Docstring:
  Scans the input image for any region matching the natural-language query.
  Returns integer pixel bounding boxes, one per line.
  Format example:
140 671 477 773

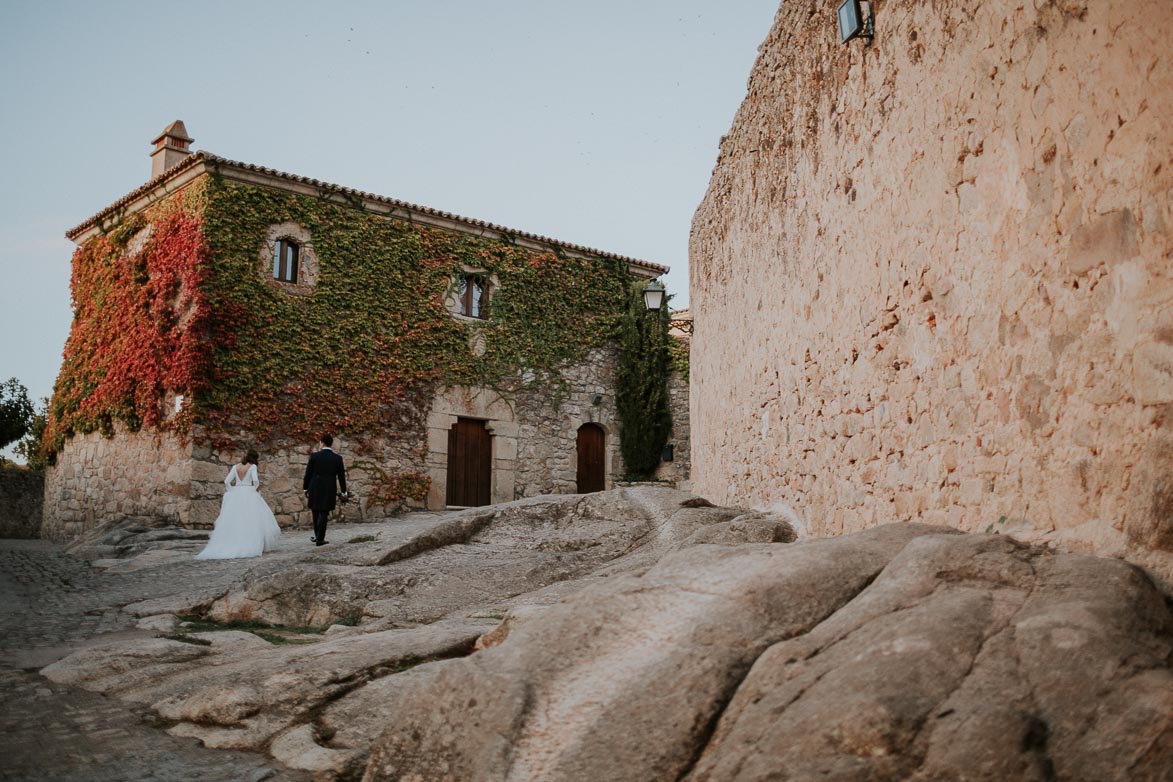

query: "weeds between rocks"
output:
158 633 213 646
167 614 364 646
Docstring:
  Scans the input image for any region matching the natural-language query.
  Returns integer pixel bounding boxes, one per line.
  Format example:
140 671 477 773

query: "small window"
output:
458 274 488 319
273 238 300 283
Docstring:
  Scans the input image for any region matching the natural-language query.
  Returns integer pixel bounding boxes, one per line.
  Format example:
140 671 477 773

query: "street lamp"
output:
641 279 693 336
642 279 666 312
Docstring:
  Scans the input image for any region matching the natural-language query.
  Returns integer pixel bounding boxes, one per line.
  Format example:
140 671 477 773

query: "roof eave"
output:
65 153 669 277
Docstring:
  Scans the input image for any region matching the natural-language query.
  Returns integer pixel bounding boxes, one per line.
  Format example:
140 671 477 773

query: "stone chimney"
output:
149 120 194 179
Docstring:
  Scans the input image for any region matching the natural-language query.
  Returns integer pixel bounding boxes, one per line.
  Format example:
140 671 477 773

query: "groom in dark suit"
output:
304 434 347 546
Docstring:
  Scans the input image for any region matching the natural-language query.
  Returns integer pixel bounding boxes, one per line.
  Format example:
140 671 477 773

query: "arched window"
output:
458 273 488 318
273 238 300 283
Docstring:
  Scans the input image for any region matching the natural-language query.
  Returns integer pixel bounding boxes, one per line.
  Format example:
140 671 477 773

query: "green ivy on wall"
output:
45 175 637 503
198 177 632 449
668 337 690 382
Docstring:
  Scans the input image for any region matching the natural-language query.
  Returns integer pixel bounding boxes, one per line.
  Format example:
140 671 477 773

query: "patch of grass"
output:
470 613 505 621
177 614 335 636
389 655 425 674
158 633 213 646
348 534 378 544
984 515 1010 534
178 616 278 633
253 631 319 646
333 614 362 627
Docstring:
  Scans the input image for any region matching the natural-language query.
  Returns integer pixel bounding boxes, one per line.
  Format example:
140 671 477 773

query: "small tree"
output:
615 284 672 478
0 378 34 451
14 397 49 470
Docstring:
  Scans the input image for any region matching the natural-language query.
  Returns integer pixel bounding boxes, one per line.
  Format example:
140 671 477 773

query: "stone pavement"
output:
0 516 451 782
0 539 302 781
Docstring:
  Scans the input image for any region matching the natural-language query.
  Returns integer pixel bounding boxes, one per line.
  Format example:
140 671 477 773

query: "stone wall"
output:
43 347 661 536
513 346 625 497
691 0 1172 579
0 467 44 539
423 347 628 505
41 428 192 541
656 368 692 488
191 422 428 529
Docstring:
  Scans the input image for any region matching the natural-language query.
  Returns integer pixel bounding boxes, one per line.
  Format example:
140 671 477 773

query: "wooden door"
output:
576 424 606 493
446 418 492 507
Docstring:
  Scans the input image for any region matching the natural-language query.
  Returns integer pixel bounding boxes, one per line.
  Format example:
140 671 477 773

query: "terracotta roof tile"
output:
66 152 669 275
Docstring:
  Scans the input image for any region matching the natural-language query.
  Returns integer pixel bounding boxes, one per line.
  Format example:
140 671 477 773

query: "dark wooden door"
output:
447 418 492 507
577 424 606 493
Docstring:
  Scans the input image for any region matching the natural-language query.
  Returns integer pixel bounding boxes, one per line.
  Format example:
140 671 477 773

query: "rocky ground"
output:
2 487 1171 781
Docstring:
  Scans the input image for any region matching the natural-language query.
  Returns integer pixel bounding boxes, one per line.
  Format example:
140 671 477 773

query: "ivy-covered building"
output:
42 121 680 538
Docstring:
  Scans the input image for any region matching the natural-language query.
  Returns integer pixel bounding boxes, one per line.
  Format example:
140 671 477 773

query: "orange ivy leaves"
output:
44 205 219 455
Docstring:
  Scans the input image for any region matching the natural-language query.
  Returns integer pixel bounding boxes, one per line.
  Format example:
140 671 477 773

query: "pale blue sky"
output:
0 0 778 420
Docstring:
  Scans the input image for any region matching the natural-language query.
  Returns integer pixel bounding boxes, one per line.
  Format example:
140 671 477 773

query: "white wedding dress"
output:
196 464 282 559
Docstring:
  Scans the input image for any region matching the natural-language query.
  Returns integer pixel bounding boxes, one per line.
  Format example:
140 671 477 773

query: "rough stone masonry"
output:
690 0 1173 582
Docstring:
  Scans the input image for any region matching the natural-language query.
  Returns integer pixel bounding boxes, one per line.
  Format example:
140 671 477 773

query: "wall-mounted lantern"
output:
642 279 694 336
642 279 666 312
837 0 874 44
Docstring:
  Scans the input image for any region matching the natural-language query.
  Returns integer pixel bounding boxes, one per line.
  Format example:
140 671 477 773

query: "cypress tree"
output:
616 284 672 478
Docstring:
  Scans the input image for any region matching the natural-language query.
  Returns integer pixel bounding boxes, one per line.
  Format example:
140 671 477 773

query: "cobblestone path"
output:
0 539 310 782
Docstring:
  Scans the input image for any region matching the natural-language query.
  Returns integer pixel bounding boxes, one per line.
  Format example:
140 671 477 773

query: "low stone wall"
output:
0 467 44 538
41 428 192 541
189 444 314 531
194 433 421 531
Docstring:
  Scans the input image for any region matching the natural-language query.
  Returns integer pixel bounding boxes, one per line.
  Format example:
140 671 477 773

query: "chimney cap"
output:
151 120 194 146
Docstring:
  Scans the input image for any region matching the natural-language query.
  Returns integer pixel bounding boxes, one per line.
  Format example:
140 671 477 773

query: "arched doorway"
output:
446 418 492 507
576 424 606 493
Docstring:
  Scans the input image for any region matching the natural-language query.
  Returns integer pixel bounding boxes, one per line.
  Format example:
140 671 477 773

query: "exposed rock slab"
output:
206 488 787 627
688 534 1173 781
66 516 209 564
34 489 1170 780
43 618 493 761
362 528 1172 782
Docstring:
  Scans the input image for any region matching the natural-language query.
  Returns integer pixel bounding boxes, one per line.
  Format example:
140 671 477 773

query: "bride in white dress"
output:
196 450 282 559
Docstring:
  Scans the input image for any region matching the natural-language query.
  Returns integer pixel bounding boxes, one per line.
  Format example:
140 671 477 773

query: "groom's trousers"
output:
312 509 330 543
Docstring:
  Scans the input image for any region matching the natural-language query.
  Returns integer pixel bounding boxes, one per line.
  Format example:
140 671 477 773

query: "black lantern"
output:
642 279 666 312
837 0 874 44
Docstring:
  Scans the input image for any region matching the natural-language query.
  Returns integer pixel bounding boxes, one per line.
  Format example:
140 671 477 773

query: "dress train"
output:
196 464 282 559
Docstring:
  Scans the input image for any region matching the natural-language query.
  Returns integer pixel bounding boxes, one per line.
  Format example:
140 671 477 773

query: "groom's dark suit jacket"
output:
304 448 347 511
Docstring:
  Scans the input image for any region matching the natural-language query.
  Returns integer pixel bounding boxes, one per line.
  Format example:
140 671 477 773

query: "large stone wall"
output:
41 428 192 541
0 467 44 539
691 0 1172 578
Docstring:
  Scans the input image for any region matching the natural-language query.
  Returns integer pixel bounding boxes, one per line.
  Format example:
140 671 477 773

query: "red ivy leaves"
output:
44 204 219 455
